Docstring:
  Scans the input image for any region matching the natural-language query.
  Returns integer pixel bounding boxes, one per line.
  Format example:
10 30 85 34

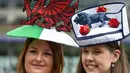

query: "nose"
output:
86 53 94 61
35 54 43 63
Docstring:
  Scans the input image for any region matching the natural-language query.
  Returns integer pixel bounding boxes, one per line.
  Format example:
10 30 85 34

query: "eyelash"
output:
93 51 102 55
82 50 101 54
44 52 52 56
94 51 101 53
30 50 37 53
29 49 52 56
82 50 88 53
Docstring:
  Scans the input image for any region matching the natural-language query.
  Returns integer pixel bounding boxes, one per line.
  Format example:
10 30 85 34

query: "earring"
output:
111 63 115 67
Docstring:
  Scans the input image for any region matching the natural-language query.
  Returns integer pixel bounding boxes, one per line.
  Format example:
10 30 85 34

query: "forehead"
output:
82 44 108 51
28 39 51 50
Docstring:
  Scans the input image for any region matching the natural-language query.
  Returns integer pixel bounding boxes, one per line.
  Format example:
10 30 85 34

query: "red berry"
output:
97 6 107 12
108 18 119 28
79 25 90 35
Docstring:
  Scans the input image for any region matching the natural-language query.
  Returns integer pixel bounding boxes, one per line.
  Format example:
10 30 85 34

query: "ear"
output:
112 50 121 63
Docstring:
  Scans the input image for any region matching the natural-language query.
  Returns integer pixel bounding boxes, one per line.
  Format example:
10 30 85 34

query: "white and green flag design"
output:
7 25 79 47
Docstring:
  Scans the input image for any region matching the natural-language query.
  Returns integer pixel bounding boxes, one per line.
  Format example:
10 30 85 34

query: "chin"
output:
28 70 44 73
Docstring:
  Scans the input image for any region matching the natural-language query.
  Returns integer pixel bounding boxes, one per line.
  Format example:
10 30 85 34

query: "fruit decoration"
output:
97 6 107 12
79 25 90 35
108 18 120 28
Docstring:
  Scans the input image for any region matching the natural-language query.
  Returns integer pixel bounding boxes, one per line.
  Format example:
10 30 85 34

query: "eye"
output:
82 49 88 54
29 49 37 54
44 52 52 56
93 51 102 55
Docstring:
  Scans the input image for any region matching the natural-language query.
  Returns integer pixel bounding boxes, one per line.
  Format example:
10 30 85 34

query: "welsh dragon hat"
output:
71 2 130 47
6 0 79 47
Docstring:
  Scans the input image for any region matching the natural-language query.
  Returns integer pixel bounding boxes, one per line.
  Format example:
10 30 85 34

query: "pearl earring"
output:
111 63 115 67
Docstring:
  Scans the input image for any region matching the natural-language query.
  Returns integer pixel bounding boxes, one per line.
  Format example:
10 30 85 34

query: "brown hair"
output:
76 41 130 73
17 38 64 73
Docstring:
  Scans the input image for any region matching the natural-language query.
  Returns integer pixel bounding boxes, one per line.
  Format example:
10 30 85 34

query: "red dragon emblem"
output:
21 0 79 32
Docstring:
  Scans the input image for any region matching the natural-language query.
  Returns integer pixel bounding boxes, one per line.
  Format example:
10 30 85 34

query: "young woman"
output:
76 41 130 73
17 38 64 73
70 2 130 73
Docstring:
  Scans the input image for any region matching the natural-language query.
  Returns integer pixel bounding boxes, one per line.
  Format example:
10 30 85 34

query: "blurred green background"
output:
0 0 130 73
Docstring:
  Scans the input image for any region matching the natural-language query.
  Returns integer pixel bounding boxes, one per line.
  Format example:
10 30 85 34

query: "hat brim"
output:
7 25 79 47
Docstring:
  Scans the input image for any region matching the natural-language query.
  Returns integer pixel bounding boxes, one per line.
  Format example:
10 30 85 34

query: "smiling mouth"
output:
87 65 97 68
86 65 98 70
32 64 44 67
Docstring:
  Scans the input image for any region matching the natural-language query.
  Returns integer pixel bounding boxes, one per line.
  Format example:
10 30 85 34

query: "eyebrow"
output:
29 46 52 51
29 47 37 50
92 47 103 52
44 49 52 52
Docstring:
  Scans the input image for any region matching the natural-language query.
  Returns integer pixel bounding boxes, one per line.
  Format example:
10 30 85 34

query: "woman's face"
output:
25 39 53 73
82 44 118 73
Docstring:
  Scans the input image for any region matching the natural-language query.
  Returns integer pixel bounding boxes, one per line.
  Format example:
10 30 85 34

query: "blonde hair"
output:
76 41 130 73
17 38 64 73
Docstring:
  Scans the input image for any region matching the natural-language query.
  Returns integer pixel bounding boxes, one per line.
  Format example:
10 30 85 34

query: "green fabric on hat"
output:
6 25 43 39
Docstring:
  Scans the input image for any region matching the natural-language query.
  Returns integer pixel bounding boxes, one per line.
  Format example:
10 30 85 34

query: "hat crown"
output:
71 2 130 47
6 0 80 47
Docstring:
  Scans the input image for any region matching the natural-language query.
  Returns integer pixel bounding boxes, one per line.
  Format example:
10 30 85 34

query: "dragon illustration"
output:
21 0 79 32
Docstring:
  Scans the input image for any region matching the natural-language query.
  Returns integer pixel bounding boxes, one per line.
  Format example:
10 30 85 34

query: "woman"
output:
70 2 130 73
17 38 64 73
76 41 130 73
6 0 79 73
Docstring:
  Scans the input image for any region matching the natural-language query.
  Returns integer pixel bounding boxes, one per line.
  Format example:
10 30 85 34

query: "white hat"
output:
71 2 130 47
7 0 79 47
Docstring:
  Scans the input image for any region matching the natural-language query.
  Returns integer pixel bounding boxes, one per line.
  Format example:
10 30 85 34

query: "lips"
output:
33 63 44 66
85 64 98 71
87 65 97 69
32 64 44 68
